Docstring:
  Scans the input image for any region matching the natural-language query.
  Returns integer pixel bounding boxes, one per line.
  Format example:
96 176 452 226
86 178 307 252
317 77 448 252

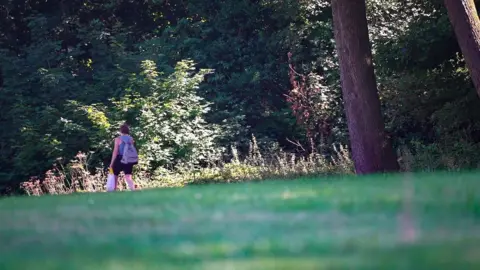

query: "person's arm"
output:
109 138 120 168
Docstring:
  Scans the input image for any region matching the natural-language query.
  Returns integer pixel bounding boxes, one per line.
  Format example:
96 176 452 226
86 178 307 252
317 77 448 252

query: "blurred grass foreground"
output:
1 171 480 269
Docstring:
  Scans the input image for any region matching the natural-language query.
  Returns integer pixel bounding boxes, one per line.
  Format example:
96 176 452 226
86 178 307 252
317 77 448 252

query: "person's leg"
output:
124 164 135 191
125 175 134 190
114 175 118 190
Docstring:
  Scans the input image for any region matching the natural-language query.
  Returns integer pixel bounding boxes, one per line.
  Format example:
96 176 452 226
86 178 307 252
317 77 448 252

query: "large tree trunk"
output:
331 0 399 174
444 0 480 97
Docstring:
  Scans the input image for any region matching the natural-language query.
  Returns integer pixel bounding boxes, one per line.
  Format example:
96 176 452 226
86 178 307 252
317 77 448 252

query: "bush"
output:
399 139 480 172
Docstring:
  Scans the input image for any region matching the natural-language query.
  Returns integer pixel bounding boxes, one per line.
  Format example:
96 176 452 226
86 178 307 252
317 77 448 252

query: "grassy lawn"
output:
1 171 480 269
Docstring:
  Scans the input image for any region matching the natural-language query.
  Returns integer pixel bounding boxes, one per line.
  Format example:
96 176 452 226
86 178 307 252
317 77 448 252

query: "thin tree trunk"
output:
331 0 399 174
444 0 480 97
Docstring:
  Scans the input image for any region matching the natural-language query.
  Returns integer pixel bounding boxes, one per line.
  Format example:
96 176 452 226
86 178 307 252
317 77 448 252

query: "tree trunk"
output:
331 0 399 174
444 0 480 97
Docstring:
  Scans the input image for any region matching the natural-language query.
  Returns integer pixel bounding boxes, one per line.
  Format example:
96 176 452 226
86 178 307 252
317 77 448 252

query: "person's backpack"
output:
121 138 139 165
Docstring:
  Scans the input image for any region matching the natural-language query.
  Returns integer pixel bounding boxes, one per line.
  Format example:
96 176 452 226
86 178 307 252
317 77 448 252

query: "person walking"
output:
108 123 137 191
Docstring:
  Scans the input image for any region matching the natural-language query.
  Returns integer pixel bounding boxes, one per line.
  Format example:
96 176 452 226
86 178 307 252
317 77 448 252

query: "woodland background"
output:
1 0 480 194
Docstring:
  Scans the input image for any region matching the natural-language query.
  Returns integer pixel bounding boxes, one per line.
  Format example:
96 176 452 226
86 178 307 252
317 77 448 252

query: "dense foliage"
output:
1 0 480 192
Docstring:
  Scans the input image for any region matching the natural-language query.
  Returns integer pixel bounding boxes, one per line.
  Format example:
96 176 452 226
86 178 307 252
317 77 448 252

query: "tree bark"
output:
444 0 480 98
331 0 399 174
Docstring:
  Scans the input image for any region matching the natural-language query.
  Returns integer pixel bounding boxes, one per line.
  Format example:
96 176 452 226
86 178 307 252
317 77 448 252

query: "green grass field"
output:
1 172 480 269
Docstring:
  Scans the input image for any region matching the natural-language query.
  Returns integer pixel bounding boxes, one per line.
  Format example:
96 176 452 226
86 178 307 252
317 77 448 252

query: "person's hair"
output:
119 123 130 135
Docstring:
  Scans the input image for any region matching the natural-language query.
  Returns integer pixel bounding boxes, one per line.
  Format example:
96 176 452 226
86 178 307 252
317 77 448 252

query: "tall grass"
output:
21 135 480 196
20 137 354 196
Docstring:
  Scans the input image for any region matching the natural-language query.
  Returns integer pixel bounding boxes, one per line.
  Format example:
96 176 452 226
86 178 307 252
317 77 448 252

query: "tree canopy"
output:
1 0 480 192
